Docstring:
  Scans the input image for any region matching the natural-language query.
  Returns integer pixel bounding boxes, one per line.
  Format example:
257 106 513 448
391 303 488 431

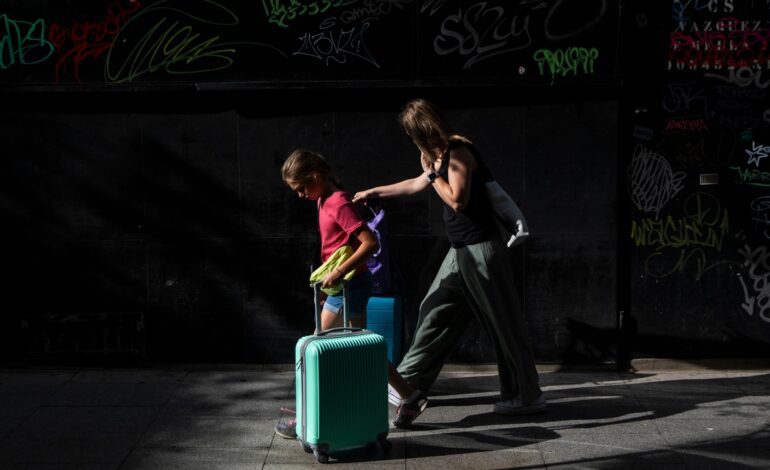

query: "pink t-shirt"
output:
317 191 367 273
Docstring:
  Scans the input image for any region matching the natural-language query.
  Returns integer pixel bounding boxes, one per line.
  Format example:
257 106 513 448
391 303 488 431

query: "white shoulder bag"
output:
485 180 530 247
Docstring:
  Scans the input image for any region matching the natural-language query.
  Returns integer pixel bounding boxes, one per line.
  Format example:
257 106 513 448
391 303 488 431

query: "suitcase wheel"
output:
298 441 312 454
375 433 392 455
379 438 392 453
313 449 329 464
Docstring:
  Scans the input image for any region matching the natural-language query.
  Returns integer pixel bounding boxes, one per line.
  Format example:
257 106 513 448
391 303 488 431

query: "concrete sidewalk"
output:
1 363 769 469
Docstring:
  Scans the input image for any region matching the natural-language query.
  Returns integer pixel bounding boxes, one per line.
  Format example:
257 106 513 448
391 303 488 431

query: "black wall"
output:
0 93 618 364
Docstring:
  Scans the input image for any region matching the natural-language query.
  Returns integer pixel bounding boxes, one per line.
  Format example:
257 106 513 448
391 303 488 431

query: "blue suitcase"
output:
295 283 391 463
366 296 403 366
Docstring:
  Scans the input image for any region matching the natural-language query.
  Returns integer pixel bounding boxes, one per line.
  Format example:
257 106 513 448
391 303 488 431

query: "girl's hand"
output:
321 267 343 289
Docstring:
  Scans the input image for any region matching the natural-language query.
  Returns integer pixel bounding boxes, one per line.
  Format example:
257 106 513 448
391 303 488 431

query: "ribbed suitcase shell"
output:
295 330 388 456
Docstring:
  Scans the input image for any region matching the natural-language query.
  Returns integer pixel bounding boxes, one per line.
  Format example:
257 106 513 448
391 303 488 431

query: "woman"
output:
353 99 545 427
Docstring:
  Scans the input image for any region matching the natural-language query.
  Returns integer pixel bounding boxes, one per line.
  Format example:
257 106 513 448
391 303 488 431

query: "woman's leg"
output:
458 240 542 404
396 249 472 393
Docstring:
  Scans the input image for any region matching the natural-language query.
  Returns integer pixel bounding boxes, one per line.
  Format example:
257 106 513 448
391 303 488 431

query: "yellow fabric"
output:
309 245 356 295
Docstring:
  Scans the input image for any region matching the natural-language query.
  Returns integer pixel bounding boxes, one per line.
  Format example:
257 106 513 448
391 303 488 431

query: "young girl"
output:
275 149 425 439
282 148 376 332
353 99 545 425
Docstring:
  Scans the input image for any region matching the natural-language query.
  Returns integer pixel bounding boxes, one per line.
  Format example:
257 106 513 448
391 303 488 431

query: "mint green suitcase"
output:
294 283 390 463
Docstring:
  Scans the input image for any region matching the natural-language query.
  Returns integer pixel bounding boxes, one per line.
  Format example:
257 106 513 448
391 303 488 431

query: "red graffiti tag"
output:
668 18 770 70
48 0 143 82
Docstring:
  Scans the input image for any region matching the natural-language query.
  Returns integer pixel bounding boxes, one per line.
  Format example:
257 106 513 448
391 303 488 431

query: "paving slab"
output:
138 416 276 448
0 371 75 396
121 447 269 470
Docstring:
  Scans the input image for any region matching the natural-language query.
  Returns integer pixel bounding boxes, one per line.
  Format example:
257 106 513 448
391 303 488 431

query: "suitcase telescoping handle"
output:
312 281 364 336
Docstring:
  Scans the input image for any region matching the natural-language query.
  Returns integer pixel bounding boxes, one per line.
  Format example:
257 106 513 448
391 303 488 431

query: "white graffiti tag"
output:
432 2 532 69
628 145 686 217
293 17 378 67
751 197 770 240
705 66 770 89
745 141 770 167
737 245 770 323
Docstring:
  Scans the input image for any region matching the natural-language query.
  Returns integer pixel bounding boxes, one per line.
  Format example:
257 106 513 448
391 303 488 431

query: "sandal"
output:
387 383 401 407
274 419 297 439
274 406 297 439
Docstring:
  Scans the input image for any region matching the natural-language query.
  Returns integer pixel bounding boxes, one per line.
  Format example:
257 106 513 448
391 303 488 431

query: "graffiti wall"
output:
625 0 770 358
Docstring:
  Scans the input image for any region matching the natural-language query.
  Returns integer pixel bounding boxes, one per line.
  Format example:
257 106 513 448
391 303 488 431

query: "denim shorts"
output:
323 270 373 318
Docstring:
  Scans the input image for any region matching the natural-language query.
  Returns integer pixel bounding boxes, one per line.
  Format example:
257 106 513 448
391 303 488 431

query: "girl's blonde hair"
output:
281 149 339 186
398 99 471 162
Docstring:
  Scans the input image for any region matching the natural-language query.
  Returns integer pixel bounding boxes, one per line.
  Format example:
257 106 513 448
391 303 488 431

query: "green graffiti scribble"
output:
0 14 54 70
643 249 740 281
631 193 730 251
632 192 741 280
729 166 770 187
262 0 358 29
105 0 285 83
532 46 598 85
631 214 728 250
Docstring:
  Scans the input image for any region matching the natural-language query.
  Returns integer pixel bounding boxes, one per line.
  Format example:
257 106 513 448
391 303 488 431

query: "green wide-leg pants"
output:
396 239 542 403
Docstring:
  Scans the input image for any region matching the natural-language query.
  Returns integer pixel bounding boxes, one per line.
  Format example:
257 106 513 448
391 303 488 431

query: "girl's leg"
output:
321 279 417 400
323 271 371 331
388 363 414 398
348 312 366 329
320 307 366 330
344 296 417 402
320 308 342 331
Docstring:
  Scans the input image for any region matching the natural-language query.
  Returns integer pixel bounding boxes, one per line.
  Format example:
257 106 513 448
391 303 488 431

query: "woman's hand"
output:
421 153 442 174
352 189 374 204
420 153 432 173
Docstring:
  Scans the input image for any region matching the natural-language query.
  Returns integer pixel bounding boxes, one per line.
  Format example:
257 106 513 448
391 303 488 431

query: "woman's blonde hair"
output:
281 149 339 186
398 99 471 162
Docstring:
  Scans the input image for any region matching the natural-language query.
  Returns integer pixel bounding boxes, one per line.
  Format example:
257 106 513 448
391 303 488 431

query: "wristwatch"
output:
426 171 439 184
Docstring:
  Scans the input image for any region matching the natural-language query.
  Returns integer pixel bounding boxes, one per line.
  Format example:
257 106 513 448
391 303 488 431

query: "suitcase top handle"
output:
316 326 365 336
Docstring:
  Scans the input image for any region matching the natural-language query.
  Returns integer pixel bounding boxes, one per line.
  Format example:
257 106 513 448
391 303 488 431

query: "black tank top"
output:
438 142 497 247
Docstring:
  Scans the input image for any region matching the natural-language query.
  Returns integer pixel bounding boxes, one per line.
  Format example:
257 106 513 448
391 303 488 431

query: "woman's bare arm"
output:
429 146 475 212
352 173 431 203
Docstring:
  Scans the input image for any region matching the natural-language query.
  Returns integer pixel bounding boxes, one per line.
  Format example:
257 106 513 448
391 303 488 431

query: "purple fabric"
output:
365 205 393 294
